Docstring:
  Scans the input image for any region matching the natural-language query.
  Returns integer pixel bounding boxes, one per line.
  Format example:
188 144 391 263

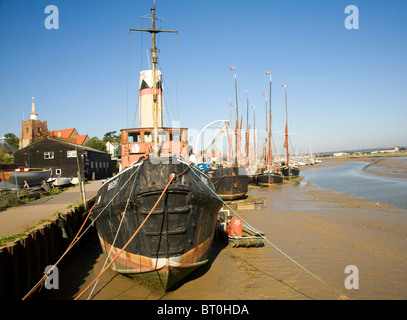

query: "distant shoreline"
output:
318 152 407 160
302 153 407 180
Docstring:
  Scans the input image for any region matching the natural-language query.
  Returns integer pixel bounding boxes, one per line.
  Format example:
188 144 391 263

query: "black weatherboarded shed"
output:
14 137 113 181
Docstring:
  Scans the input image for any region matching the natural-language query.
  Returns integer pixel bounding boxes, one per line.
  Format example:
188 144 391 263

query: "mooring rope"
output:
74 172 177 300
21 163 142 300
223 246 316 300
178 158 348 299
86 165 141 300
22 201 99 300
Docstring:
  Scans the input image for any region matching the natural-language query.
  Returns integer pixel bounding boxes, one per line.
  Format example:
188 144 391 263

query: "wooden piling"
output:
0 197 95 300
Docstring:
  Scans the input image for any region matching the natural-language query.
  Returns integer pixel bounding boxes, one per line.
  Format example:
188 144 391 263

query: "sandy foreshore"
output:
42 156 407 300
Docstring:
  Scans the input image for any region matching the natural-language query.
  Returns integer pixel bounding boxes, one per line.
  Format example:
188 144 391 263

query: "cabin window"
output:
56 169 62 175
144 132 153 143
128 132 141 143
158 130 167 142
44 152 54 159
170 131 180 142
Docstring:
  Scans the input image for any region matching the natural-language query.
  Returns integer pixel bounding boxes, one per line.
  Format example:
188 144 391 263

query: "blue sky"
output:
0 0 406 153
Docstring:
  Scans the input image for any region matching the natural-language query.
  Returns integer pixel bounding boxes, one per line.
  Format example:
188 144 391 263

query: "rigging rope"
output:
87 165 142 300
74 171 177 300
21 164 142 300
175 32 179 121
126 30 131 129
177 158 348 298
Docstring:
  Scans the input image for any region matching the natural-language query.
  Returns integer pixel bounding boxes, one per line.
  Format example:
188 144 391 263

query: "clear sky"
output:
1 0 406 153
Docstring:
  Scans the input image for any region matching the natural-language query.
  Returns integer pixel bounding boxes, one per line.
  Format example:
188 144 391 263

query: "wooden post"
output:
75 147 85 209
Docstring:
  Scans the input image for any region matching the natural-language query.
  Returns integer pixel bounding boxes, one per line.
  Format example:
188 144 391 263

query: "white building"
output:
379 147 399 154
106 141 120 160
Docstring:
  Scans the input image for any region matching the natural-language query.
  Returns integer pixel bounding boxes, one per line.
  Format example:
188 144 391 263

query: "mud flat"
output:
41 160 407 300
364 157 407 179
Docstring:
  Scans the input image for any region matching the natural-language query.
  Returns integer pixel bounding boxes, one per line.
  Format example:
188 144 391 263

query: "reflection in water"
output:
302 160 407 210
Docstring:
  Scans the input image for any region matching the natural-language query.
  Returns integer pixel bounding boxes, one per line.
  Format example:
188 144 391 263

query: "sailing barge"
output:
281 85 300 180
91 3 222 291
255 170 284 186
209 166 249 200
205 66 250 200
253 72 284 186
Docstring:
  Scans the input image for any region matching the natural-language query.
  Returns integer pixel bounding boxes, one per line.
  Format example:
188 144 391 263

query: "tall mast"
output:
262 93 268 166
244 90 249 167
151 4 159 152
267 72 272 169
130 1 177 154
233 69 239 123
265 95 268 164
230 67 239 166
251 106 256 169
283 85 289 166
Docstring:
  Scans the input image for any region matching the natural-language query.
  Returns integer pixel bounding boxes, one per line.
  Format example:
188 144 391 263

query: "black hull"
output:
255 172 284 185
91 156 223 290
281 166 300 179
209 167 249 200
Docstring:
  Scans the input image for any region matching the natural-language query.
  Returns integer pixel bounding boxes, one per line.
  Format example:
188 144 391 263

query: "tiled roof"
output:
47 128 89 145
48 128 76 139
72 135 89 145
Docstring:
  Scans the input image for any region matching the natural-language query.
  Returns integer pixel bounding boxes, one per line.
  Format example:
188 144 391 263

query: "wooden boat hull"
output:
255 172 284 185
281 166 300 180
92 156 223 291
99 234 213 289
0 169 52 190
228 234 264 248
209 167 249 200
216 223 265 248
52 177 72 187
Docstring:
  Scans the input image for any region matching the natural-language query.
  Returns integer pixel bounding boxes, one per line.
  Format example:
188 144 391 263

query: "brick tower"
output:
19 97 48 149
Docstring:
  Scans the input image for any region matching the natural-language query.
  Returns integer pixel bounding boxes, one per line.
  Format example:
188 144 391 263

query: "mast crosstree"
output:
129 1 178 153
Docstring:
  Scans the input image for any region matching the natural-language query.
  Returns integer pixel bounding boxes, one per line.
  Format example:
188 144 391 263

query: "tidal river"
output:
301 157 407 210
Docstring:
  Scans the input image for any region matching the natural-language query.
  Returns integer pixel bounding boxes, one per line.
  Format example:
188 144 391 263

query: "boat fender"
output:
226 217 242 236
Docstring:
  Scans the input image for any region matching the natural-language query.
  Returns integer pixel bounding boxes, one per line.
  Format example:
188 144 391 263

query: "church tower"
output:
19 97 48 149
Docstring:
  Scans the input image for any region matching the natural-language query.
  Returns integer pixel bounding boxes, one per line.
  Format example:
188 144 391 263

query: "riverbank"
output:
0 180 103 240
39 157 407 300
314 154 407 170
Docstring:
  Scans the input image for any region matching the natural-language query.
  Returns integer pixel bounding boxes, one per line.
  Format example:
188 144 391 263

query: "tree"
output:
85 137 107 152
0 152 13 164
103 131 121 143
4 133 19 149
